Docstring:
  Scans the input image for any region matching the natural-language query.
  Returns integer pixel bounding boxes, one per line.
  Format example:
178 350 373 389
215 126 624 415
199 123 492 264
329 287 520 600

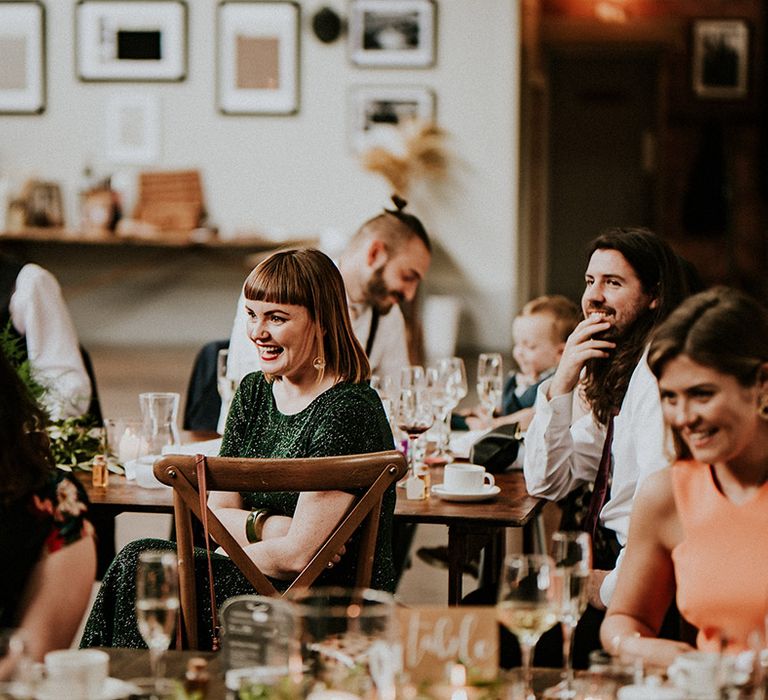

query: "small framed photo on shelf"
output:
76 0 187 82
349 0 436 68
691 18 749 99
217 1 300 116
349 85 435 153
0 1 45 114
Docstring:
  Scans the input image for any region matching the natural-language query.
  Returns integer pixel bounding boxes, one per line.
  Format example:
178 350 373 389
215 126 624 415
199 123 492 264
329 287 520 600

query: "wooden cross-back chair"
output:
153 450 407 649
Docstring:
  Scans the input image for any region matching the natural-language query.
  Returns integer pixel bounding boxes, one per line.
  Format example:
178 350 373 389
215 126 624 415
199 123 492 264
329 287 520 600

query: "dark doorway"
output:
546 49 660 302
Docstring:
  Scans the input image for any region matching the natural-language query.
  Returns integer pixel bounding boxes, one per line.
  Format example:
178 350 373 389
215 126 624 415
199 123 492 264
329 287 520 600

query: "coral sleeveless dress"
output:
671 459 768 651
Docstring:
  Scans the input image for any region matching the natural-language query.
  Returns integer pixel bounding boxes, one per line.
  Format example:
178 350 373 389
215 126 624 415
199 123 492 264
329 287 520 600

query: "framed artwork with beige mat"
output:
217 1 300 116
0 1 45 114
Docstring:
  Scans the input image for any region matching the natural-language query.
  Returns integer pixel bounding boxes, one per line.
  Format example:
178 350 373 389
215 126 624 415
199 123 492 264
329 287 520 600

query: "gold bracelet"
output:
245 508 270 543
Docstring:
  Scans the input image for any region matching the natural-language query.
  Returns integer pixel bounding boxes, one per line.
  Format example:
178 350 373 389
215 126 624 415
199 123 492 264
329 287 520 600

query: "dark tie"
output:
583 414 615 545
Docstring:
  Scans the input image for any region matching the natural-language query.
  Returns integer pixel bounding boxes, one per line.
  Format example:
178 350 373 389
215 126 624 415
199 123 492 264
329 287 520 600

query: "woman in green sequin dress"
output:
81 249 396 650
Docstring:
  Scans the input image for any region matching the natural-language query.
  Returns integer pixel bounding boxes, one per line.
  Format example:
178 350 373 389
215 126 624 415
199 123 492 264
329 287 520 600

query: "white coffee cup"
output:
442 463 495 493
44 648 109 699
667 651 721 699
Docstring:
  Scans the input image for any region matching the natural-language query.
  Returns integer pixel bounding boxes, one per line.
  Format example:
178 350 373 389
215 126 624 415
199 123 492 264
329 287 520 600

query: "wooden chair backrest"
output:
153 450 407 649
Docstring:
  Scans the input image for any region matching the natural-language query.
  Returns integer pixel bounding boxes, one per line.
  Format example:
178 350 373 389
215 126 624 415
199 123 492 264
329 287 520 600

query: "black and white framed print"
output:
691 19 749 99
349 0 436 68
76 1 187 82
349 85 435 152
0 1 45 114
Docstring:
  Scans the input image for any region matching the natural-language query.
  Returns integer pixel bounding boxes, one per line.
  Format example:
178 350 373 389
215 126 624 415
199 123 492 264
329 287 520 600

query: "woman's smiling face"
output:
659 354 761 466
245 299 317 381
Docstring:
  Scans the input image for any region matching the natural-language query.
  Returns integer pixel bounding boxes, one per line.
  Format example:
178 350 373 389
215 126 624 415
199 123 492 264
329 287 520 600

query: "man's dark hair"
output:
582 227 693 425
352 194 431 254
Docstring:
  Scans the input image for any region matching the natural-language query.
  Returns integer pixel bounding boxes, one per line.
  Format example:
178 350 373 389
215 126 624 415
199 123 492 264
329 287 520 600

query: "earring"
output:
759 395 768 420
313 357 326 371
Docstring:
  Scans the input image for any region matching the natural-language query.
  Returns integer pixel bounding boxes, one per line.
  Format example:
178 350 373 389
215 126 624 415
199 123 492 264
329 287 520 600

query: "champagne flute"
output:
477 353 503 429
136 550 179 688
543 532 592 699
396 387 434 500
497 554 559 700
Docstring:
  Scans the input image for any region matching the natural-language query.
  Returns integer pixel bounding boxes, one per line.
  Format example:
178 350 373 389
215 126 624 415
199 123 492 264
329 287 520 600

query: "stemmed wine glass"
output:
425 366 453 464
477 353 503 429
543 532 592 699
497 554 559 700
217 349 238 420
396 387 434 499
136 550 179 689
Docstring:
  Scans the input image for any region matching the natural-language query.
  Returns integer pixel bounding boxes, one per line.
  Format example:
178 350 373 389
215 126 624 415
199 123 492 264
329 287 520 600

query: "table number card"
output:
396 606 498 683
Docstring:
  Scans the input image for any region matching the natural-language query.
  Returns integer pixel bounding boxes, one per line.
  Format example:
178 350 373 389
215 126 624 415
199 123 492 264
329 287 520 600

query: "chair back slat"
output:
154 450 407 650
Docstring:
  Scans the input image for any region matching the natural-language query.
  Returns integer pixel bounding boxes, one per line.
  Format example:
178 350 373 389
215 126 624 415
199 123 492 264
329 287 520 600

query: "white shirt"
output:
9 264 91 420
221 290 410 430
523 350 672 605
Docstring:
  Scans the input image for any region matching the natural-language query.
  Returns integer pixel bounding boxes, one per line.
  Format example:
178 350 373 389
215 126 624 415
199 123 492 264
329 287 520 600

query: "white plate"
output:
431 484 500 502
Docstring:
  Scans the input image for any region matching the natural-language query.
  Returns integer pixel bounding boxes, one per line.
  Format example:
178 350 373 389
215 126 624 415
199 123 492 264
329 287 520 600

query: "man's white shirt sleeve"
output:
9 264 91 420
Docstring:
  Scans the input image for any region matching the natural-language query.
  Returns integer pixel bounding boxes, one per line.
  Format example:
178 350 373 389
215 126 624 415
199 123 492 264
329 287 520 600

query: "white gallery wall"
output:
0 0 520 352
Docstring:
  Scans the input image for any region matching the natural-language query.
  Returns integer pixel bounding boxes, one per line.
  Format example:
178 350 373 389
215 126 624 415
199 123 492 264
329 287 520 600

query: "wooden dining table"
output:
84 465 544 605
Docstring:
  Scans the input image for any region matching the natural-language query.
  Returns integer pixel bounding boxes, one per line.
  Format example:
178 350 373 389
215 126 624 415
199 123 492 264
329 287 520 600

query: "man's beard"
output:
362 268 403 315
582 307 657 424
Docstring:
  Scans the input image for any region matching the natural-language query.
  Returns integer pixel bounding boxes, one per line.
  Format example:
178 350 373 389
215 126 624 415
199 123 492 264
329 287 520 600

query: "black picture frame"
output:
76 0 188 82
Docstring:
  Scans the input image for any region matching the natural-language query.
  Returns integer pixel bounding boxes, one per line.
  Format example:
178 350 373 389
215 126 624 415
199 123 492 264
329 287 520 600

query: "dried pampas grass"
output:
361 119 449 196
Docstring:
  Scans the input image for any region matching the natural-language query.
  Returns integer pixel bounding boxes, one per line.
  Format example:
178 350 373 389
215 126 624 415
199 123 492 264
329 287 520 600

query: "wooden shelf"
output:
0 227 317 250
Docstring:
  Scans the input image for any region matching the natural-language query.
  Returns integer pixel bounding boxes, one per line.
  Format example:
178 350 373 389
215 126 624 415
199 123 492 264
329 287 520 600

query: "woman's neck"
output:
713 442 768 503
272 371 339 415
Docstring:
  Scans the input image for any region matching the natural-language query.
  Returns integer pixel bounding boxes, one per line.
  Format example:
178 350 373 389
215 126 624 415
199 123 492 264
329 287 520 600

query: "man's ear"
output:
366 239 389 268
757 362 768 392
649 296 660 310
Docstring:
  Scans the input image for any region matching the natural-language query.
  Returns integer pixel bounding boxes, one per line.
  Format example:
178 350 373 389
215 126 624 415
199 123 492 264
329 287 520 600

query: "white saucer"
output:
37 677 136 700
431 484 500 502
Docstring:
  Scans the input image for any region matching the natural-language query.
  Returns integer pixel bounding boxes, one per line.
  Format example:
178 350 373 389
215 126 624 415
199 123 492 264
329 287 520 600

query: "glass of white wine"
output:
497 554 559 700
136 550 179 689
543 531 592 699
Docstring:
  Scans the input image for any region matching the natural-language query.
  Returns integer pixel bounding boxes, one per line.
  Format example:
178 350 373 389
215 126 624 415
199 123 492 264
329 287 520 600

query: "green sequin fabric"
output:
81 372 395 650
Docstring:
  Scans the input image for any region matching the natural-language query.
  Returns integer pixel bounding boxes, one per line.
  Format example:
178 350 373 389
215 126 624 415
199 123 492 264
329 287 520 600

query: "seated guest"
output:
0 351 95 672
455 294 581 432
0 252 91 420
222 196 432 431
602 287 768 668
80 248 396 650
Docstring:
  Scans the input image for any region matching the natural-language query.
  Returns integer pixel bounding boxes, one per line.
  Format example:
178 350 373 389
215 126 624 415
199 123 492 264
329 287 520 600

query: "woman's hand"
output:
548 315 614 398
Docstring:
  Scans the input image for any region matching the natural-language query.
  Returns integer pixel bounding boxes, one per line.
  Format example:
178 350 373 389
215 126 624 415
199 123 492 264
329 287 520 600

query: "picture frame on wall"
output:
691 18 749 99
76 0 187 82
349 85 435 153
349 0 436 68
217 1 300 116
104 92 161 165
0 1 45 114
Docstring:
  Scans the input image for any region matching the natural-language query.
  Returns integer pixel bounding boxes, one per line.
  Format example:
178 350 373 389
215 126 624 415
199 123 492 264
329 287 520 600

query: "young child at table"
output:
454 294 581 432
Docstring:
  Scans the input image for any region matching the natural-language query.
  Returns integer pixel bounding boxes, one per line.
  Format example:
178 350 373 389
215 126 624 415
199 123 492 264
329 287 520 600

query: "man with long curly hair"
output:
522 228 694 664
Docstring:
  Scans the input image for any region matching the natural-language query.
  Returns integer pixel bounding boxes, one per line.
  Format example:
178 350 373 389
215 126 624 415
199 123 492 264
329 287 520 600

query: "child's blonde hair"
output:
518 295 581 343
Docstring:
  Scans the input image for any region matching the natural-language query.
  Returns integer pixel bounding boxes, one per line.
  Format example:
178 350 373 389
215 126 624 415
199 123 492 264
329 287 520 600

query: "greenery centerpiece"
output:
1 323 122 474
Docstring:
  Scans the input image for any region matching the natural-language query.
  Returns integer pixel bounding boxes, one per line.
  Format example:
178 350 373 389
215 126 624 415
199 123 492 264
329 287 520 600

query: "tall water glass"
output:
497 554 559 700
477 353 503 429
139 392 181 457
544 531 592 699
136 550 179 686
